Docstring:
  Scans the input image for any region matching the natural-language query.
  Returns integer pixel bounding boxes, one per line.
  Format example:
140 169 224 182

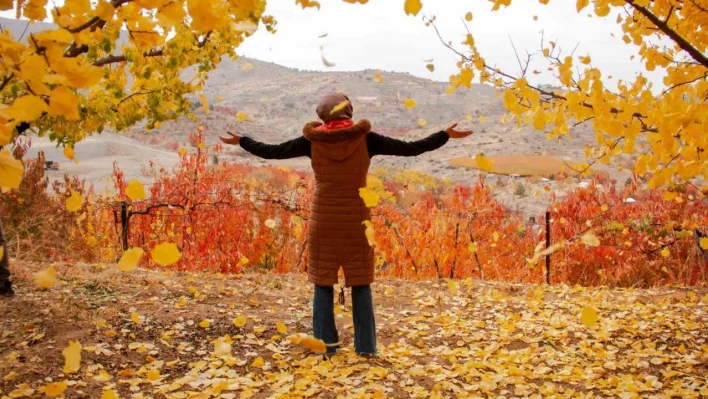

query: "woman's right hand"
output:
219 131 243 145
446 123 474 139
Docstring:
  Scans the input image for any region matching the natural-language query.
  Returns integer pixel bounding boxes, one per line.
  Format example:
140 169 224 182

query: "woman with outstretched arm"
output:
219 92 472 357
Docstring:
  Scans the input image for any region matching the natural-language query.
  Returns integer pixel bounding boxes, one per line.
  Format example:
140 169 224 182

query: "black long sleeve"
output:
239 136 311 159
366 131 449 157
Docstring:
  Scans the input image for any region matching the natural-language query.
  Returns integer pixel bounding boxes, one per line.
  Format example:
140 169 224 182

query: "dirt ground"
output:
1 262 707 399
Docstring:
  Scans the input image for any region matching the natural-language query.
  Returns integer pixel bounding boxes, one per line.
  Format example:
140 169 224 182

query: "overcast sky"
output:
1 1 663 87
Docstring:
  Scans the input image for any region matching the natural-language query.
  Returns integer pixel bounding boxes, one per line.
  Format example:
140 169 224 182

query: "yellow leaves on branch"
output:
404 0 422 16
118 248 144 272
49 86 80 120
151 242 181 266
126 180 147 200
62 341 82 374
581 232 600 247
33 265 57 289
65 190 84 212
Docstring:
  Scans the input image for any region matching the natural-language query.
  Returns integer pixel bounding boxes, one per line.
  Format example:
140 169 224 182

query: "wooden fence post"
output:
545 210 551 284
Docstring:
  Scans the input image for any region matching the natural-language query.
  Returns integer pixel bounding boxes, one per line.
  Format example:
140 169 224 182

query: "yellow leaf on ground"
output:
118 248 144 272
146 369 160 381
359 187 380 207
233 315 247 327
199 319 210 328
251 356 265 367
44 381 67 397
404 0 422 16
62 341 82 374
581 232 600 247
126 180 147 200
101 390 119 399
276 321 288 334
66 190 83 212
0 149 24 190
580 305 598 327
212 336 232 357
446 279 459 295
236 111 247 121
404 98 417 108
34 265 56 289
49 86 80 120
93 370 112 382
661 248 670 257
131 312 141 324
151 242 181 266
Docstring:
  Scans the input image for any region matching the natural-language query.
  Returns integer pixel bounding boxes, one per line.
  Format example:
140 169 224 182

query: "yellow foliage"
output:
62 341 82 374
33 265 57 289
118 248 144 272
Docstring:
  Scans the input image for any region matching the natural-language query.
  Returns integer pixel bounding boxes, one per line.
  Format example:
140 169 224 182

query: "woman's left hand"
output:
219 131 243 145
446 123 474 139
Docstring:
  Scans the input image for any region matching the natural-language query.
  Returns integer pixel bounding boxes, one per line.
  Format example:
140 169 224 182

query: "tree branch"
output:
92 48 164 66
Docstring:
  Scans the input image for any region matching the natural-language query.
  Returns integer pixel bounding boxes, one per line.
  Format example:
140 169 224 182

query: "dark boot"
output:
0 280 14 296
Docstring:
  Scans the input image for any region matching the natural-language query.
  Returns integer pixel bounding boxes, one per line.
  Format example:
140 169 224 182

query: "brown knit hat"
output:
316 92 353 123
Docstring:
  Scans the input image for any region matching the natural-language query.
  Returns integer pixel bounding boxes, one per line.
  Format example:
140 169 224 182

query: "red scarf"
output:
315 119 354 131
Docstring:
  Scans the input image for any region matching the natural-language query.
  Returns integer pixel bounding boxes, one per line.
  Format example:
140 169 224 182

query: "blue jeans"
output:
313 285 377 355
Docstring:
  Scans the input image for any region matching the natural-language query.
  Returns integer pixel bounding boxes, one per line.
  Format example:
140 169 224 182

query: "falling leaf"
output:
426 63 434 72
126 180 147 200
236 111 247 121
199 319 210 328
62 341 82 374
479 115 486 122
66 190 83 212
289 334 327 353
465 114 472 120
118 248 144 272
465 11 473 21
363 220 377 247
492 231 500 242
241 62 254 71
276 322 288 334
359 187 380 207
0 150 24 190
216 96 224 102
151 242 182 266
700 237 708 250
581 232 600 247
404 0 422 16
146 369 160 381
533 15 538 21
576 0 589 12
329 100 350 115
600 204 608 212
373 72 383 83
580 305 598 327
320 46 335 67
265 219 276 229
318 33 328 38
43 381 68 397
446 279 459 295
240 256 249 265
63 146 75 160
418 119 426 127
198 94 209 114
661 248 670 257
404 98 417 108
212 336 232 357
475 154 494 172
233 316 247 327
34 265 57 289
384 286 393 296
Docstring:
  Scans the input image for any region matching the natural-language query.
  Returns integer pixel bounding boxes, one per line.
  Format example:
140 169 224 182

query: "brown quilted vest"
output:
303 119 374 287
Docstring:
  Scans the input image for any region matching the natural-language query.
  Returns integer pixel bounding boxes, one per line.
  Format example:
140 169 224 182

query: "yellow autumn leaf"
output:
465 11 473 21
62 341 82 374
465 114 472 120
240 256 249 265
49 86 80 120
404 98 417 108
178 147 187 156
418 119 426 127
233 315 247 327
125 180 147 201
0 149 24 190
63 146 75 160
359 187 380 207
131 312 141 324
404 0 422 16
700 237 708 250
0 247 3 261
662 191 676 201
33 265 57 289
66 190 83 212
151 242 181 266
479 115 486 122
661 248 670 257
329 100 350 115
600 204 608 212
446 279 459 295
363 220 377 246
44 381 68 397
8 94 48 122
576 0 589 12
146 369 160 381
216 96 223 102
475 154 494 172
276 321 288 334
236 111 247 121
199 319 210 328
118 247 144 272
265 219 276 229
241 62 254 71
580 305 598 327
581 232 600 247
93 370 112 382
289 334 327 353
101 390 119 399
373 72 383 83
492 231 500 242
199 94 209 114
426 63 434 72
